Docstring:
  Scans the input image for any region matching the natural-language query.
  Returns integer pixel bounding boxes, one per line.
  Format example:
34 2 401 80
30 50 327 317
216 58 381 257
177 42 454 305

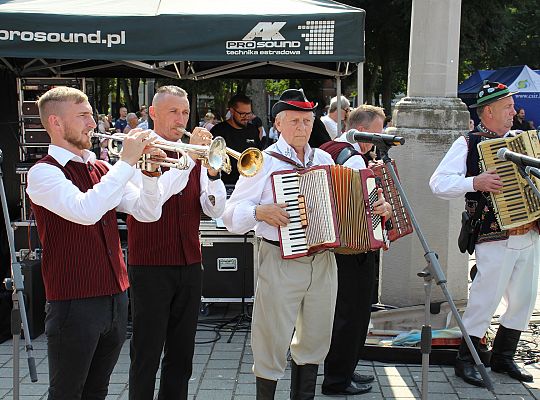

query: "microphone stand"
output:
0 149 38 399
373 139 494 398
519 166 540 200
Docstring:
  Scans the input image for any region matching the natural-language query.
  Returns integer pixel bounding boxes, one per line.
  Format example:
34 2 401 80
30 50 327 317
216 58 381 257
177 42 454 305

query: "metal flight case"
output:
199 219 258 316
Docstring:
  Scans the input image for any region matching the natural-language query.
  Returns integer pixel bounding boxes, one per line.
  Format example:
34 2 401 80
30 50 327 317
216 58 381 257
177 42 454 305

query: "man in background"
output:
211 93 262 185
320 95 350 139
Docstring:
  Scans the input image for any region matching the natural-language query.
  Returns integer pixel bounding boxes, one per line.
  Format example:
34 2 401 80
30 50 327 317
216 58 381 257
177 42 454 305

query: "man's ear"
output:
149 105 156 120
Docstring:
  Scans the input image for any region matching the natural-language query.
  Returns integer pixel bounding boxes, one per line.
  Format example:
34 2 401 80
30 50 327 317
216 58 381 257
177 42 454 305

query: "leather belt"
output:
508 221 537 236
262 238 280 247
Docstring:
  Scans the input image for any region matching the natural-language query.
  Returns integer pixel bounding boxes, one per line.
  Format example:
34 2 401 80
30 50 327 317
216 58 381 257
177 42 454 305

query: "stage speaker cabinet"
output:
20 260 45 339
200 233 257 301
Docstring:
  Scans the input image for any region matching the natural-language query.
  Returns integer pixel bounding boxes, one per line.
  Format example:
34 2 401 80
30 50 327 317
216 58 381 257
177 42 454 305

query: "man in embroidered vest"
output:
430 81 539 386
319 105 392 396
26 86 164 400
127 85 226 400
224 88 335 399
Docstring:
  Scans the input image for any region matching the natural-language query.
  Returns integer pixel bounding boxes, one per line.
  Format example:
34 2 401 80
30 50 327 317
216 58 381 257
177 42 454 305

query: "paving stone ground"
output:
2 256 540 399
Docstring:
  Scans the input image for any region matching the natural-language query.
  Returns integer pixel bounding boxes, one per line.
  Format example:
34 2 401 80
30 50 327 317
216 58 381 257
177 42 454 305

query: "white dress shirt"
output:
334 134 367 170
27 145 166 225
222 135 334 241
429 136 475 200
148 132 227 218
321 115 338 139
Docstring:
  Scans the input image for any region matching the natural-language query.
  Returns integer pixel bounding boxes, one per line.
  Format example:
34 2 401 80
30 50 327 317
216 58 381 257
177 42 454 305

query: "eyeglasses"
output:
233 108 254 118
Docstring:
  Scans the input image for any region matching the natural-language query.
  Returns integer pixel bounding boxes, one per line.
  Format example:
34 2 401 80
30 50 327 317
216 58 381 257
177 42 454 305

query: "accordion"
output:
477 130 540 230
271 165 387 259
370 161 413 242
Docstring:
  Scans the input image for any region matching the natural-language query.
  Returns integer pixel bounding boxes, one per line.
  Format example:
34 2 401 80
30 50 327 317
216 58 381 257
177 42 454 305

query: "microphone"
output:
496 148 540 169
345 129 405 147
525 166 540 180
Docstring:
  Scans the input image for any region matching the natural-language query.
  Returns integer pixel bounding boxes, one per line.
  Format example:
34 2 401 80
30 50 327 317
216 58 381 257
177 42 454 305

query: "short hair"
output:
153 85 188 106
477 105 487 118
328 96 350 113
204 112 215 121
228 93 251 109
126 112 138 121
347 105 386 130
37 86 88 129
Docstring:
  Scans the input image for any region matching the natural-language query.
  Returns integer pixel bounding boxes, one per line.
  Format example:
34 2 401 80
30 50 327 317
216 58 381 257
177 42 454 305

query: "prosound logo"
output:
226 22 301 56
0 29 126 48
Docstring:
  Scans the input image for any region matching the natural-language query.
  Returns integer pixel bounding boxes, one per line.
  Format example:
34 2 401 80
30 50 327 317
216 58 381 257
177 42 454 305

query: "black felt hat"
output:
469 81 518 108
271 88 317 118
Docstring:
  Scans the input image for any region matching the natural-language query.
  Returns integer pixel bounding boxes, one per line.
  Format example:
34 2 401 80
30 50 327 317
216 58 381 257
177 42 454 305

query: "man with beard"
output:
211 93 262 185
26 86 166 400
127 85 226 400
430 81 539 387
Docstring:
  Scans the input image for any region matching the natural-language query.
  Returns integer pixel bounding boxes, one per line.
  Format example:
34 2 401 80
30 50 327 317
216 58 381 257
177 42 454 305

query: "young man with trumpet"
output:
26 86 166 400
127 85 227 400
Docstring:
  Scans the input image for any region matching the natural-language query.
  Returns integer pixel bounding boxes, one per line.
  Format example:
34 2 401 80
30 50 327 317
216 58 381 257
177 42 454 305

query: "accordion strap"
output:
265 150 305 169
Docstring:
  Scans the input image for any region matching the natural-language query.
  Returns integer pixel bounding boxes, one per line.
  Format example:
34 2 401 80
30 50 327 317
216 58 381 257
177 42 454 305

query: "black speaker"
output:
201 235 255 299
20 260 45 339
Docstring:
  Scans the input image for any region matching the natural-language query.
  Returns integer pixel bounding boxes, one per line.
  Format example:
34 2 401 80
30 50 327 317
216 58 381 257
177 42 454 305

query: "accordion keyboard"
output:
478 130 540 229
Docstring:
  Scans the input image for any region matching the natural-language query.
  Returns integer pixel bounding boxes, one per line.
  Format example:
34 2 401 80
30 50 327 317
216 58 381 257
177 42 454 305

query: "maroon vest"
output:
30 156 129 301
319 141 369 166
127 162 203 266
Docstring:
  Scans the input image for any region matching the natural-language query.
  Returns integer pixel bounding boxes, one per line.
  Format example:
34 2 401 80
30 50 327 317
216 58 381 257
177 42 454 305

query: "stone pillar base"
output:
379 97 469 307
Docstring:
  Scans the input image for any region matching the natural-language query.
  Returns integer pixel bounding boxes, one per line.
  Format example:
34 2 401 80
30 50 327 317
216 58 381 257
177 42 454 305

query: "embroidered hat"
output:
469 81 517 108
271 88 317 118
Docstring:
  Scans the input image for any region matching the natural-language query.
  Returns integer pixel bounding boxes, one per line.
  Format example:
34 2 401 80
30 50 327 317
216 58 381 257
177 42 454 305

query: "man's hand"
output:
143 147 167 172
372 188 392 218
255 203 289 227
473 169 503 193
120 130 156 166
189 127 213 146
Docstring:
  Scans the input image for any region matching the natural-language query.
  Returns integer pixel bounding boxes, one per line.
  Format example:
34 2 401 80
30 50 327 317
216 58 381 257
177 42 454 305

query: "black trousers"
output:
46 291 128 400
322 251 377 392
128 264 202 400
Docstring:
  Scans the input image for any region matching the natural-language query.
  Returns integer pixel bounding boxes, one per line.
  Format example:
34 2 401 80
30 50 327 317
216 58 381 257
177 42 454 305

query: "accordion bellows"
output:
271 165 386 259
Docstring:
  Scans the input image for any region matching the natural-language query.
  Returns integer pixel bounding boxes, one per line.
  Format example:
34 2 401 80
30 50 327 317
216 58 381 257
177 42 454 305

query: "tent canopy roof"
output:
0 0 365 79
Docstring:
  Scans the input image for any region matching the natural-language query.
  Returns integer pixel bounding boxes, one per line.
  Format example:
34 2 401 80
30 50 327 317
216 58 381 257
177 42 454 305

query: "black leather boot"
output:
256 377 277 400
491 325 533 382
290 360 318 400
454 336 485 387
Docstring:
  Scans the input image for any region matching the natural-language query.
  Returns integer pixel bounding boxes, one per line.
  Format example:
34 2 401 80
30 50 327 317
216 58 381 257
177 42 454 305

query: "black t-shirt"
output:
211 121 262 185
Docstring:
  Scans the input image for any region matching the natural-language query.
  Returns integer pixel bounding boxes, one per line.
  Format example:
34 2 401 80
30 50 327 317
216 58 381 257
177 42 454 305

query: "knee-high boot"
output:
290 361 318 400
454 336 485 387
256 377 277 400
491 325 533 382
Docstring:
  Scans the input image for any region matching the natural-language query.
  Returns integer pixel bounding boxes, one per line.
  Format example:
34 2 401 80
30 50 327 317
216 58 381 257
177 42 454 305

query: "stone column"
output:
380 0 470 307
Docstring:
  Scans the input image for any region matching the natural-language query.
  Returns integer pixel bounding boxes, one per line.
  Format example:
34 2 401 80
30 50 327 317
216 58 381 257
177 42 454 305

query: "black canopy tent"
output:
0 0 365 80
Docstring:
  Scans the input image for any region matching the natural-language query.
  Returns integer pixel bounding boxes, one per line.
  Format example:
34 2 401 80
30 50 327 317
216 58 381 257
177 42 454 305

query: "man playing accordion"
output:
430 81 539 387
223 89 389 400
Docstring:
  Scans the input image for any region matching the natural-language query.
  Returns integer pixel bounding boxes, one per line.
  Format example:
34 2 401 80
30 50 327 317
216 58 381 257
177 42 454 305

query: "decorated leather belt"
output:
507 222 537 236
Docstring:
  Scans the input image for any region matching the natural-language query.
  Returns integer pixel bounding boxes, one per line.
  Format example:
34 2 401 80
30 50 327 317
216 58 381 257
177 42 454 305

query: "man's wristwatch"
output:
207 171 221 181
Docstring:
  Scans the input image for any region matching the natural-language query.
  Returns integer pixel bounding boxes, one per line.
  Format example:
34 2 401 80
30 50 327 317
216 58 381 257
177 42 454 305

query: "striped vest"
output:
30 156 129 301
127 162 203 266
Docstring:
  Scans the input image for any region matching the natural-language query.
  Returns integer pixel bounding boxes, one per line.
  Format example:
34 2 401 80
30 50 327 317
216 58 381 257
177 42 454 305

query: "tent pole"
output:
336 76 342 135
357 62 364 106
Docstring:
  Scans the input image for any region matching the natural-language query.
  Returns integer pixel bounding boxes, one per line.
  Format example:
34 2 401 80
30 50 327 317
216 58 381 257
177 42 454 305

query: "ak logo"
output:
242 22 286 41
517 80 529 89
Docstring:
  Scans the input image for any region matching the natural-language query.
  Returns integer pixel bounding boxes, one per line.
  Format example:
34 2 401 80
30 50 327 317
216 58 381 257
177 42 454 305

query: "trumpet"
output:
180 129 263 177
90 131 226 171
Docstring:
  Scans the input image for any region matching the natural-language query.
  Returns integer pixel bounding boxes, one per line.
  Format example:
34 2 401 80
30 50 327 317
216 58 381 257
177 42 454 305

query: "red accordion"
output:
271 165 387 259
